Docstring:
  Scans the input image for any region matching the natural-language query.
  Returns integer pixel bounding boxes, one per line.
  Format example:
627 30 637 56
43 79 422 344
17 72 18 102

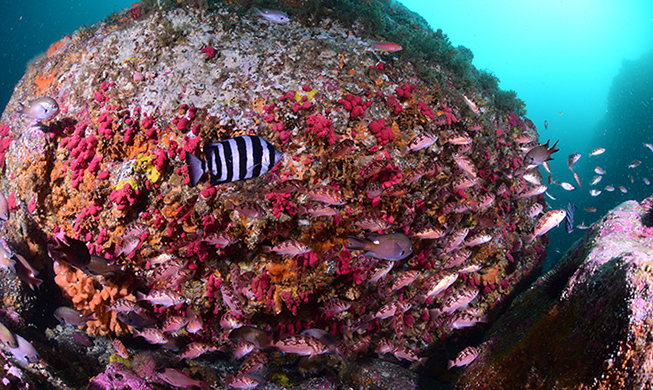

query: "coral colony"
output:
0 1 554 387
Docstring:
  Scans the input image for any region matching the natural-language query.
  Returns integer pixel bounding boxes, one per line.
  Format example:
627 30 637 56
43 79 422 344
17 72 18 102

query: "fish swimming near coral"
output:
54 306 94 326
254 7 290 24
185 136 284 187
17 97 59 120
374 42 403 52
0 320 17 348
448 346 479 369
347 232 413 261
523 139 559 167
565 201 576 234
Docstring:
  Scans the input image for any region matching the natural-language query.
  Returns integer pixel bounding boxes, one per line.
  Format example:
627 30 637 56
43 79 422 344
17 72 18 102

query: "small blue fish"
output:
565 201 576 234
254 7 290 24
186 136 284 187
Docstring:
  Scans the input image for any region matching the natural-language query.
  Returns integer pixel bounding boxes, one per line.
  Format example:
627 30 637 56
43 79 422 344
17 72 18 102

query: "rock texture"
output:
455 196 653 389
0 1 547 388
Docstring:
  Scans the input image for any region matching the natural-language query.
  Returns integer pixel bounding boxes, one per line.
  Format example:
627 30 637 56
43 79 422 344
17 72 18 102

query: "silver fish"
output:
594 166 606 175
7 334 39 366
590 147 606 156
628 160 641 169
347 233 413 261
18 97 59 120
559 182 575 191
254 7 290 23
590 175 602 186
567 153 581 170
589 189 602 196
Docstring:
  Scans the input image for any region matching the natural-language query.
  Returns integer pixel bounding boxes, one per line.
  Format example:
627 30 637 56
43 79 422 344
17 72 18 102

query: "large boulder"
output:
455 196 653 389
0 1 545 388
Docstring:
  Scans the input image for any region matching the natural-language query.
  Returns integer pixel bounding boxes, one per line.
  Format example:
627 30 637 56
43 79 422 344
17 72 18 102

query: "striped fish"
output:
186 136 284 187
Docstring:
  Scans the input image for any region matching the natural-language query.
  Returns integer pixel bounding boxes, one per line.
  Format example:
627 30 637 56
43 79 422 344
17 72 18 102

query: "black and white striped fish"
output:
186 136 284 187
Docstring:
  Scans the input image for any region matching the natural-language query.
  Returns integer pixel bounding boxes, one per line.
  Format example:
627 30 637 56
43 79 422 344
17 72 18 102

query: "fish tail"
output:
135 291 146 301
346 236 371 252
447 360 454 370
185 151 206 187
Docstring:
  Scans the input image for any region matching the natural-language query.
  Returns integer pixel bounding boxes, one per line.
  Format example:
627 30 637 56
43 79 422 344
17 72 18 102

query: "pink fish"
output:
529 209 566 242
274 335 330 358
225 200 267 218
389 270 420 292
220 312 244 330
374 301 410 320
445 311 488 330
462 95 481 115
304 203 339 217
221 283 244 316
180 341 219 360
262 239 311 257
237 352 268 376
136 289 185 307
423 271 458 298
161 316 188 333
464 233 492 247
321 299 351 315
353 214 391 231
233 340 255 360
516 185 547 199
444 249 471 269
366 260 395 284
442 228 469 253
307 186 346 205
453 154 478 178
445 132 473 145
110 338 130 359
374 41 403 52
186 308 203 334
134 328 168 345
528 203 544 218
0 190 8 220
448 346 480 369
330 138 355 158
392 345 427 365
412 226 445 240
401 132 438 155
374 338 395 354
441 287 478 314
267 179 306 194
157 368 211 390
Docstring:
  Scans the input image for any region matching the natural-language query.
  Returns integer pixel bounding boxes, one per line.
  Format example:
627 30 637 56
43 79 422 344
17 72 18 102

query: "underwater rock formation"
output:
0 1 547 387
455 195 653 389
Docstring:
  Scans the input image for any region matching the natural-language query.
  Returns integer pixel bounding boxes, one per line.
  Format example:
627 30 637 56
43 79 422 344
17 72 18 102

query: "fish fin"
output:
447 360 454 370
185 151 206 187
134 291 146 301
346 236 370 252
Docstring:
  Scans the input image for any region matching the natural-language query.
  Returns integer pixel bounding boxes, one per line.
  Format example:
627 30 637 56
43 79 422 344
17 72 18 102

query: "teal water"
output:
0 0 134 109
402 0 653 270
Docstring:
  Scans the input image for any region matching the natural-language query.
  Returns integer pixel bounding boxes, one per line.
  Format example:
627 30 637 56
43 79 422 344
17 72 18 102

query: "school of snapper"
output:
0 2 597 388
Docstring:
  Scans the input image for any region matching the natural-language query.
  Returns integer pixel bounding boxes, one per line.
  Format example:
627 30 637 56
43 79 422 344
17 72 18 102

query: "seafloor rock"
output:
455 196 653 389
0 1 547 388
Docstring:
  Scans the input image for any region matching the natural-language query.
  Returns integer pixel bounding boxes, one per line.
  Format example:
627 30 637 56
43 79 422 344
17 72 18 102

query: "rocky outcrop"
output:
0 1 546 388
455 196 653 389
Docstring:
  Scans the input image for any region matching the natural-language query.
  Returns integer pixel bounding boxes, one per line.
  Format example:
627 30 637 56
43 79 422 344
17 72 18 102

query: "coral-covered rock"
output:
455 197 653 389
0 1 543 388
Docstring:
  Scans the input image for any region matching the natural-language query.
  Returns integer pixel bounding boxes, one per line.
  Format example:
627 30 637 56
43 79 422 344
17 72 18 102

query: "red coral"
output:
200 46 216 58
338 94 372 120
109 184 138 210
306 114 336 145
368 119 395 146
395 83 415 99
438 104 457 125
0 124 12 169
417 102 434 119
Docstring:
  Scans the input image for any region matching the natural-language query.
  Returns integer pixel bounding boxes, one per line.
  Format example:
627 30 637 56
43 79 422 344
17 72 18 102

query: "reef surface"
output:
0 1 547 388
456 196 653 389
